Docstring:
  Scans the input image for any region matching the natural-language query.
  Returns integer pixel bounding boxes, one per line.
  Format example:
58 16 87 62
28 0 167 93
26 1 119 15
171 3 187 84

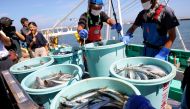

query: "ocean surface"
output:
58 20 190 50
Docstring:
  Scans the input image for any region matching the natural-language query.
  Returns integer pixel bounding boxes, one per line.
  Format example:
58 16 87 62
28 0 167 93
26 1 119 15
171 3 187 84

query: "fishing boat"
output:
1 0 189 109
41 0 190 107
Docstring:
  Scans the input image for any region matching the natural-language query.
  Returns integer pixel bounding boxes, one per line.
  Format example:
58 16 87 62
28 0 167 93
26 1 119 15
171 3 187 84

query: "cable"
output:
110 0 121 37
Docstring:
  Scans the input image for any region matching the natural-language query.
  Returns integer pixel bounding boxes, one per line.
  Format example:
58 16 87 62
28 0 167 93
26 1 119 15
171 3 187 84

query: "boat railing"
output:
41 26 77 38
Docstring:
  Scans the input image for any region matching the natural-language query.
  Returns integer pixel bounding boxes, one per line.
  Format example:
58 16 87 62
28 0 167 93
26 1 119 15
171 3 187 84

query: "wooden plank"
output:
1 70 39 109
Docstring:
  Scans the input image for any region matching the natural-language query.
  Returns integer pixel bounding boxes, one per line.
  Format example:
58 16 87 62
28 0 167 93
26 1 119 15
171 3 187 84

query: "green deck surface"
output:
169 80 183 101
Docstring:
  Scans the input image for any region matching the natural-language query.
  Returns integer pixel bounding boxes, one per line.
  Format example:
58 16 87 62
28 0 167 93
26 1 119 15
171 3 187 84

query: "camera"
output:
0 17 17 38
3 26 16 34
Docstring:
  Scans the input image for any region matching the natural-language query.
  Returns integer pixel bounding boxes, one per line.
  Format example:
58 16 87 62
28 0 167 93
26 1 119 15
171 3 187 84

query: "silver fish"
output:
71 91 97 103
60 97 80 108
97 88 128 103
59 88 128 109
131 67 160 79
32 75 68 89
44 80 62 87
134 72 141 80
117 70 126 77
127 69 136 79
33 77 46 89
44 73 62 81
43 71 73 82
59 73 73 81
115 64 167 80
136 71 149 80
141 65 167 77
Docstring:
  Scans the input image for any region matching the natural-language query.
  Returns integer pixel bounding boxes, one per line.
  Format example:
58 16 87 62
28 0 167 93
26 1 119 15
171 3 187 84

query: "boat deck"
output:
168 98 181 109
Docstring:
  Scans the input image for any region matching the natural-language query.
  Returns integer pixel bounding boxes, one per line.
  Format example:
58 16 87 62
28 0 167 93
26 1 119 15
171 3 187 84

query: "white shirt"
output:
0 40 9 58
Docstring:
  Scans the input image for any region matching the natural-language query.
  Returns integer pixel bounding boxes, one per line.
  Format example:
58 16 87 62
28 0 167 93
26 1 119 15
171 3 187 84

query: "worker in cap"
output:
77 0 122 44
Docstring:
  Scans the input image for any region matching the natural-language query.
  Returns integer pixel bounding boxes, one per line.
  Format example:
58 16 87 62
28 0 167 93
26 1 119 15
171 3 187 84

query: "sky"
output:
0 0 190 30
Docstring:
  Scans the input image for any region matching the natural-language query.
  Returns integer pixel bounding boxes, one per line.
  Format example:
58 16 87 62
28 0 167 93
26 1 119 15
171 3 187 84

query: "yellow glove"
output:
74 32 82 44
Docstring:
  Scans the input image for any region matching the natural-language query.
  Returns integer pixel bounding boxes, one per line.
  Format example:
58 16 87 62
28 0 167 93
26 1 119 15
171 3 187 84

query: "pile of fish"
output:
31 71 74 89
17 60 45 70
59 88 128 109
114 64 167 80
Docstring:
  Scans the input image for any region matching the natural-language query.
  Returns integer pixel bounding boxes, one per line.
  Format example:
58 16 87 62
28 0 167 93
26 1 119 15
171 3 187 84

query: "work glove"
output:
79 29 88 39
155 47 170 60
120 32 133 45
111 23 122 32
123 95 155 109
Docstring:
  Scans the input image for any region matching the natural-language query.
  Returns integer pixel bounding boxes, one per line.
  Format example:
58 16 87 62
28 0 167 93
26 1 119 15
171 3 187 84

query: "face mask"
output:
142 1 151 10
91 9 101 16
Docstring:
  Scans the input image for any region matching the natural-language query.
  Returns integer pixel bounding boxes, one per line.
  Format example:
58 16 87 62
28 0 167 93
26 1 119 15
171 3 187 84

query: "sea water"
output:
58 20 190 50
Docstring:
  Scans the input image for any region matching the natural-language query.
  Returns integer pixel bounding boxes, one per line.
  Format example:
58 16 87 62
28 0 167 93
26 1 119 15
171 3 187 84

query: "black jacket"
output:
181 65 190 108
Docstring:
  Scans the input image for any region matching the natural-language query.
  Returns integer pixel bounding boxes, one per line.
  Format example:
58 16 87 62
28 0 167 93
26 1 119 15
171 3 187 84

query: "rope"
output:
52 0 85 29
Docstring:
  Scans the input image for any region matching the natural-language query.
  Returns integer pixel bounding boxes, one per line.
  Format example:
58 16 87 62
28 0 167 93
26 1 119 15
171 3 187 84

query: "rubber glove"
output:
111 23 122 32
120 32 133 45
79 29 88 39
155 47 170 60
123 95 155 109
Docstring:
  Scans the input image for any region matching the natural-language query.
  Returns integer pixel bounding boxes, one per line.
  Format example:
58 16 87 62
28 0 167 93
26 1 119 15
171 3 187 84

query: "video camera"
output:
0 17 16 38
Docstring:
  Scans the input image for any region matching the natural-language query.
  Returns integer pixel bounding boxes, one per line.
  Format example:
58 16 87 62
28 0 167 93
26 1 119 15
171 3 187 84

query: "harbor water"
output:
58 20 190 50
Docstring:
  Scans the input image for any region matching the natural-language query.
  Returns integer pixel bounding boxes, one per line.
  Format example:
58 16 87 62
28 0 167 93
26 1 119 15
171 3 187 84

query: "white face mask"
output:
142 1 151 10
91 9 101 16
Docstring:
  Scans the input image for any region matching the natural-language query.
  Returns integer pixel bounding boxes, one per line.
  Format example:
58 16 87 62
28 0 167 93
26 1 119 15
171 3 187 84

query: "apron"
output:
142 23 168 58
88 25 101 42
86 14 102 43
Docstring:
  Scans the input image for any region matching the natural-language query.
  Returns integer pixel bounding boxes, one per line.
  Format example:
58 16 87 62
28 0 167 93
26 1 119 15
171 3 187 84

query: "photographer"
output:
0 17 25 61
0 30 14 109
0 30 13 70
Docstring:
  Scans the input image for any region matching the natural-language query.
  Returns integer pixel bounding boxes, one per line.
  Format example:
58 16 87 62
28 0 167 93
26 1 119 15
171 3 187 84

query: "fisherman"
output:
77 0 122 44
0 31 13 71
121 0 179 61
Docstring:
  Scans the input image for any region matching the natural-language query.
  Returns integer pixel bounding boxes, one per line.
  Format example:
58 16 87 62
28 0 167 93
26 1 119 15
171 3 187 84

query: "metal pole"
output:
164 0 188 51
117 0 123 36
106 0 111 40
176 27 188 51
